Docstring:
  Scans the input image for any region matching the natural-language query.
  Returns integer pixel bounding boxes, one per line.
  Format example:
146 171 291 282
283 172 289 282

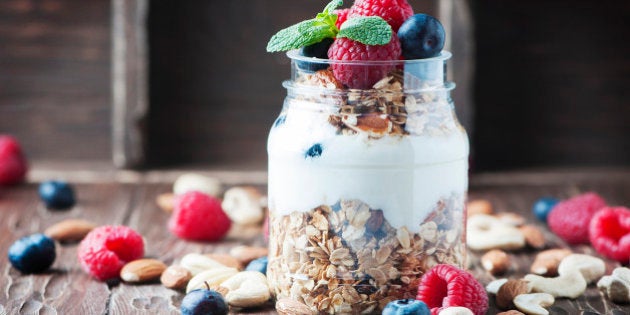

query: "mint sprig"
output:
266 0 393 52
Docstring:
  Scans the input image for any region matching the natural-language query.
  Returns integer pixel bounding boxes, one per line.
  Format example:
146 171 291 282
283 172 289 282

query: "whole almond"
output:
276 298 311 315
481 249 510 275
519 224 546 249
229 245 268 265
496 311 525 315
204 253 243 270
496 279 530 310
160 265 192 290
120 259 167 283
156 193 175 213
44 219 97 242
531 248 572 276
467 199 493 217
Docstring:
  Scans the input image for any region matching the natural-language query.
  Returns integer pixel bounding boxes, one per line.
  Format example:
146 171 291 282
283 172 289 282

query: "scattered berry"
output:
327 34 402 89
383 299 430 315
398 13 445 59
532 197 559 222
181 289 228 315
589 206 630 262
334 8 350 29
38 180 76 210
547 192 606 244
349 0 413 31
305 143 323 158
416 264 488 315
245 256 268 275
0 135 28 185
78 225 144 281
8 233 56 274
298 38 334 72
168 191 231 241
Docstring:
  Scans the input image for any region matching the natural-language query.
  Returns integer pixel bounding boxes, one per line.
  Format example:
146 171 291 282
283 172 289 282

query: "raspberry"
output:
589 206 630 262
169 191 231 241
78 225 144 281
334 8 350 29
416 264 488 315
349 0 414 31
327 34 401 89
0 135 28 185
547 192 606 244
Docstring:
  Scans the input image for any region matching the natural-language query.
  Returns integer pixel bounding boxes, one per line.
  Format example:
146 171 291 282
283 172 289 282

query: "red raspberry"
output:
327 34 401 89
349 0 414 31
334 8 350 29
416 264 488 315
78 225 144 281
589 206 630 262
169 191 231 241
0 135 28 185
547 192 606 244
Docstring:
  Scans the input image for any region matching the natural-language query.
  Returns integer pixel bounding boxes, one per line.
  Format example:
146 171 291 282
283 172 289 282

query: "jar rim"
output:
283 80 455 94
286 50 452 66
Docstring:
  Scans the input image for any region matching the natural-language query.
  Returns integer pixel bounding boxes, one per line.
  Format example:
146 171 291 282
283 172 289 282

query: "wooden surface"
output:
2 169 630 314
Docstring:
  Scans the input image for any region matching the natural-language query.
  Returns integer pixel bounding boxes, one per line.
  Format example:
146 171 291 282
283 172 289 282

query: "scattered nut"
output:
557 253 605 284
120 259 167 283
438 306 474 315
481 249 511 275
495 212 527 226
496 279 531 310
530 248 572 276
467 214 526 251
156 193 175 213
160 265 192 290
519 225 546 249
44 219 96 243
598 267 630 303
173 173 221 197
514 293 554 315
486 278 509 294
221 186 264 225
229 245 268 265
186 267 238 293
497 311 525 315
219 271 271 308
180 253 228 275
467 199 493 217
275 298 311 315
204 253 243 270
524 269 587 299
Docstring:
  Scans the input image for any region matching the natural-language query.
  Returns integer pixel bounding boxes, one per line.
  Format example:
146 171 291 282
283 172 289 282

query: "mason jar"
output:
267 51 468 314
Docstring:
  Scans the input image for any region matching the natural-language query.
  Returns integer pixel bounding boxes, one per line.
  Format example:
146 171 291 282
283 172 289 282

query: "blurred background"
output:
0 0 628 173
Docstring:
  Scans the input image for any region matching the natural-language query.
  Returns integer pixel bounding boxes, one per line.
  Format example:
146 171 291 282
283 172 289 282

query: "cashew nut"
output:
186 266 238 293
524 269 586 299
486 278 509 294
557 253 605 284
467 214 525 251
173 173 221 197
597 267 630 303
221 186 264 225
514 293 554 315
219 271 271 308
438 306 474 315
180 253 228 275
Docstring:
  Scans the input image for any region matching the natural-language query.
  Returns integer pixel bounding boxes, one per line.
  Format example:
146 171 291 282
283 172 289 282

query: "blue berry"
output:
39 180 75 210
398 14 445 59
305 143 323 158
245 256 268 275
297 38 333 72
8 233 56 274
533 197 560 222
383 299 430 315
181 289 228 315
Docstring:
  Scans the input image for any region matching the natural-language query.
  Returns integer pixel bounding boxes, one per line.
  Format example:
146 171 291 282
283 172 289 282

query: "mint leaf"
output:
338 16 392 45
323 0 343 15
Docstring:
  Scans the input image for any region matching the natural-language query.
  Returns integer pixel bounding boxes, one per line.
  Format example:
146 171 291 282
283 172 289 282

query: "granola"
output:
267 195 465 314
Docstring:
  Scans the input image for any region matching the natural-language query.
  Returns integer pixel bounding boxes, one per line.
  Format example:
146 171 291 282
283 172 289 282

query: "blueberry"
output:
297 38 333 72
245 256 268 275
383 299 430 315
181 289 228 315
533 197 560 222
398 14 445 59
273 114 286 128
39 180 75 209
305 143 323 158
8 233 56 274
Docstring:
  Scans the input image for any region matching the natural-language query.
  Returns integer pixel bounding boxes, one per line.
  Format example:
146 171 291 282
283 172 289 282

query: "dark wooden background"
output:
0 0 628 171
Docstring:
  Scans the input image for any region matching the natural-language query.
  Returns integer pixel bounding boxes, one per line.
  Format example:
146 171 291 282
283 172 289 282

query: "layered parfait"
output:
266 0 469 313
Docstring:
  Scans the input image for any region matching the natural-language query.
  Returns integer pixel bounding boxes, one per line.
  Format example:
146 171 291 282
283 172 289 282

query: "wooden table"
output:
1 168 630 314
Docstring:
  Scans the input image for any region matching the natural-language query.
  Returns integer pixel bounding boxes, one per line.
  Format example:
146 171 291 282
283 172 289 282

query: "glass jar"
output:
267 51 468 314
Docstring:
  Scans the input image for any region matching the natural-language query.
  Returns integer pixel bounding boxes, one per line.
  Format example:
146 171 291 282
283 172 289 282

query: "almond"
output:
44 219 97 242
156 193 175 213
496 279 530 310
160 265 192 290
204 253 243 270
229 245 268 265
121 259 167 283
481 249 510 275
519 224 546 249
467 199 493 217
356 114 392 133
531 248 572 276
